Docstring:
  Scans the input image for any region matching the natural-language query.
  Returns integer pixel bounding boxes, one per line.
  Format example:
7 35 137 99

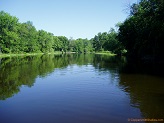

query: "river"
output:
0 54 163 123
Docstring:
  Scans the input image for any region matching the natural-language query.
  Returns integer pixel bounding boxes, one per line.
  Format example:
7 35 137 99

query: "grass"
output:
0 51 116 58
0 53 43 58
95 51 116 56
0 51 63 58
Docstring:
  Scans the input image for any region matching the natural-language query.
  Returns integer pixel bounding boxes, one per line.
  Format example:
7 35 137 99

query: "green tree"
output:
18 22 31 52
57 36 69 52
0 11 20 53
92 35 100 51
25 21 40 52
53 36 62 51
118 0 164 62
92 29 124 54
38 30 54 53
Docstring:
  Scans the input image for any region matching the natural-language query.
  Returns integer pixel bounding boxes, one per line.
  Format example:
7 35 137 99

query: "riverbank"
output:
0 51 63 58
0 51 116 58
95 51 116 56
0 53 43 58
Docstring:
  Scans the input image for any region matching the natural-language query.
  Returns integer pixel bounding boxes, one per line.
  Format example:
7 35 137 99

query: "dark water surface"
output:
0 54 164 123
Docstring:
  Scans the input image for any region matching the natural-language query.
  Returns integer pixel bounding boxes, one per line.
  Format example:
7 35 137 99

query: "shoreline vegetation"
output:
0 53 44 58
0 51 116 58
94 51 116 56
0 11 124 58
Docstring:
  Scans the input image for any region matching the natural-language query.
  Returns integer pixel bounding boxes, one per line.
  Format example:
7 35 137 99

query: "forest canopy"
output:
0 11 123 54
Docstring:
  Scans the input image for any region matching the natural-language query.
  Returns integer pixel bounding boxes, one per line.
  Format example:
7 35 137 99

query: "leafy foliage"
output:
118 0 164 62
92 28 124 55
0 11 123 55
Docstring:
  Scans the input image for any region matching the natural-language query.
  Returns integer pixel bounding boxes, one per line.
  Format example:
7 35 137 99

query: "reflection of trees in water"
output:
0 55 66 100
119 74 164 119
91 55 164 119
92 55 126 78
91 55 126 88
0 54 95 100
3 53 163 121
1 54 162 119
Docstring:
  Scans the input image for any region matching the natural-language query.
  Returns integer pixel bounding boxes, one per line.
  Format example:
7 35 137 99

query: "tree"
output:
53 36 62 51
25 21 40 52
57 36 69 52
93 35 100 52
92 29 124 54
18 22 29 52
0 11 20 53
38 30 54 53
118 0 164 62
0 10 127 55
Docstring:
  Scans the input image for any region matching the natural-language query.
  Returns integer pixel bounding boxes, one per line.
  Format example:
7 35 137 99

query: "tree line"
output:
0 0 164 64
0 11 123 54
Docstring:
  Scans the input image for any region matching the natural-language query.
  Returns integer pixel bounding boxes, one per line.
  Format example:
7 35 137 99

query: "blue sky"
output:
1 0 137 39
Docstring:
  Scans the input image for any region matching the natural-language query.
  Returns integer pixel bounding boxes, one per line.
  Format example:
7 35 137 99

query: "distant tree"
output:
57 36 69 52
53 36 62 51
92 35 100 52
18 22 29 52
38 30 54 53
25 21 40 52
92 29 124 54
0 10 127 56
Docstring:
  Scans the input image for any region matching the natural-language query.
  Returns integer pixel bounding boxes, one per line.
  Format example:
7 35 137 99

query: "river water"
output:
0 54 163 123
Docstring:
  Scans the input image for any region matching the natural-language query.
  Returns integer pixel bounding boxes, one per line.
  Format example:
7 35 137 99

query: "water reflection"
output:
0 55 63 100
0 54 164 122
0 54 95 100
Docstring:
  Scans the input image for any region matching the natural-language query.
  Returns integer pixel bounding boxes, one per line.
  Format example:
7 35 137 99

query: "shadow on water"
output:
118 59 164 119
91 55 164 119
121 58 164 77
119 73 164 119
